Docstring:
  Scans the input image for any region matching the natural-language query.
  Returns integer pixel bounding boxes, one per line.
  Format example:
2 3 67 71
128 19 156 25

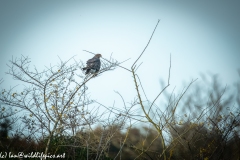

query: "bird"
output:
82 54 102 75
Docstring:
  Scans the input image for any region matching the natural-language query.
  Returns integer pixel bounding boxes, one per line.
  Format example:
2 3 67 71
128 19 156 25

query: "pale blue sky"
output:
0 0 239 109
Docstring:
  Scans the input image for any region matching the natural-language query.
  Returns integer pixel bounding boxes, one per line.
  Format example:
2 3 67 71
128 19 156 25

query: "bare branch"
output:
131 19 160 69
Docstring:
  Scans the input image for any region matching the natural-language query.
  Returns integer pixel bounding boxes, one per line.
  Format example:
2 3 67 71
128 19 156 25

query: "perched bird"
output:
82 54 102 75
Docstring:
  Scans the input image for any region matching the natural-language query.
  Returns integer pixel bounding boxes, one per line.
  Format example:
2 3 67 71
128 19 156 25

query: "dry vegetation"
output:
0 20 239 159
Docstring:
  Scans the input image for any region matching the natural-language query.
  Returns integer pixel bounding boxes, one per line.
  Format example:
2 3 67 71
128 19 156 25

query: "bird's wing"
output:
86 57 98 64
92 60 101 71
87 59 101 70
86 58 99 67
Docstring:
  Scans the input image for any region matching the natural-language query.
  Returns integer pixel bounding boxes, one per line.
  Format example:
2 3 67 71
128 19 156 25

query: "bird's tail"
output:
85 69 90 75
82 67 90 74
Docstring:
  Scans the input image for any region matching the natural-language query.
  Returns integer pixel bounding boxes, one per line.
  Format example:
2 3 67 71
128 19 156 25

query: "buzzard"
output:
82 54 102 75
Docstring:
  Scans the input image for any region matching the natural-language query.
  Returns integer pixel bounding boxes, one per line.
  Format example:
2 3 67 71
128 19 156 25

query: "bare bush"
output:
0 55 123 158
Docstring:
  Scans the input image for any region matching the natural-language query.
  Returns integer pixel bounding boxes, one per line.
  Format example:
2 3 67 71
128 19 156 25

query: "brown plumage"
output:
82 54 102 75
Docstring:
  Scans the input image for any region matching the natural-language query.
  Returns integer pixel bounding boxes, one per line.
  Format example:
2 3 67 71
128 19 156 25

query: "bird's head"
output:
94 54 102 58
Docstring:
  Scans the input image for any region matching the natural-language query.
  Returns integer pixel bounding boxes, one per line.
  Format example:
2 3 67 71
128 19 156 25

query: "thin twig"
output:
131 19 160 69
148 54 171 114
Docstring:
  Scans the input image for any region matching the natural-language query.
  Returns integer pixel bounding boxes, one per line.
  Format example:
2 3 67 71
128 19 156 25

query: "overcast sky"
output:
0 0 239 111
